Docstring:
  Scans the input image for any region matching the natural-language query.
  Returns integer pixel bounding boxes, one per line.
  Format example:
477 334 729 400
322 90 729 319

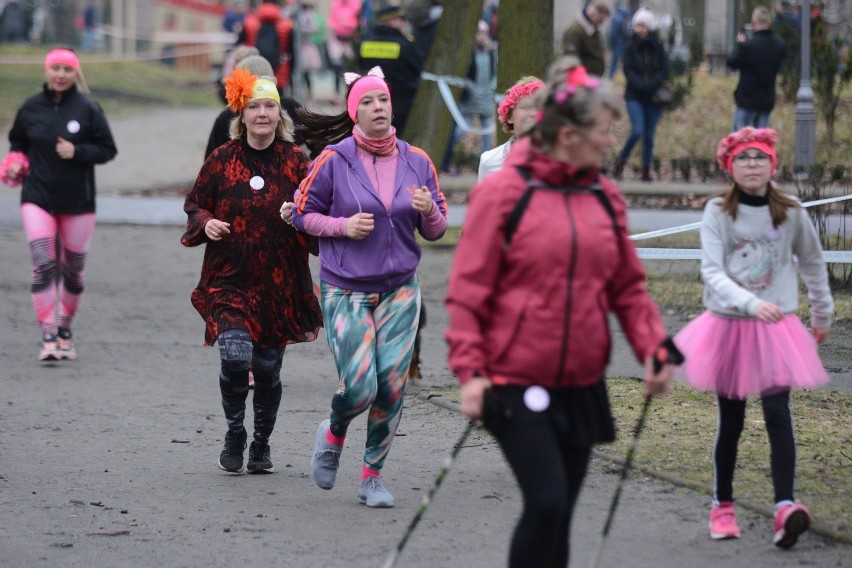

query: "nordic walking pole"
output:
587 338 683 568
587 394 653 568
382 420 476 568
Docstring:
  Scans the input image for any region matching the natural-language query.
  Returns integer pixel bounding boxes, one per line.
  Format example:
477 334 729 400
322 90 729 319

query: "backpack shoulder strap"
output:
503 166 620 249
589 184 619 235
503 166 537 249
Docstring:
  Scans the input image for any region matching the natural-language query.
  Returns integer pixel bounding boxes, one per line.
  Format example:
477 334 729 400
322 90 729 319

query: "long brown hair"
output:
295 106 353 156
719 181 800 226
296 81 361 155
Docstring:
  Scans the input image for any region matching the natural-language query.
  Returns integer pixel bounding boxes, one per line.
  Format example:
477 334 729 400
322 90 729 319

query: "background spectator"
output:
441 20 496 174
297 2 324 101
561 0 611 77
327 0 362 104
243 0 296 93
613 8 667 182
1 0 27 43
222 0 248 34
357 2 425 134
607 1 632 78
726 5 786 131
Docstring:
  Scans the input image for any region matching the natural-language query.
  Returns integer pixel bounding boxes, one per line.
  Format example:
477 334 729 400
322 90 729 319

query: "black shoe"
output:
218 428 247 472
247 441 274 474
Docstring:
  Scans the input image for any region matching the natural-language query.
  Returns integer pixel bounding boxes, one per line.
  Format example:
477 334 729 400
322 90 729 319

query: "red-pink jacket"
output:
445 138 666 388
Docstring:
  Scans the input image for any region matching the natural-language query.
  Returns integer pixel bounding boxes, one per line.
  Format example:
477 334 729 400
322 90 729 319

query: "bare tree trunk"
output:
403 0 482 163
494 0 554 145
679 0 706 46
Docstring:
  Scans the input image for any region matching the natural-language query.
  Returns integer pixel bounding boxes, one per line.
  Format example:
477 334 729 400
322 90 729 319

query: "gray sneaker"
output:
358 477 395 508
310 420 342 490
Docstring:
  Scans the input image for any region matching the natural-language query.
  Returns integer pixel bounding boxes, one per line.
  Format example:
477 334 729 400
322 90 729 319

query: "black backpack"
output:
256 20 281 70
503 166 619 249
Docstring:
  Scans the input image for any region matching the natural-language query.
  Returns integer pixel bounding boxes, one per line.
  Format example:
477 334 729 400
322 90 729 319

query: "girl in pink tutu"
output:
674 127 833 548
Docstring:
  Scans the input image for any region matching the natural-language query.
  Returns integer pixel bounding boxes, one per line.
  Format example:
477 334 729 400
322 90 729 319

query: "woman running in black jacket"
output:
3 47 117 361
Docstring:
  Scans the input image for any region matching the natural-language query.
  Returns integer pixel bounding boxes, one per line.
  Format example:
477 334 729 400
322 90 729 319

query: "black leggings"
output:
485 390 592 568
217 329 285 443
713 390 796 504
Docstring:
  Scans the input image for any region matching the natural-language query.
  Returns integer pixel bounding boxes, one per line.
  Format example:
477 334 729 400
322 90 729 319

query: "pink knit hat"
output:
716 127 779 174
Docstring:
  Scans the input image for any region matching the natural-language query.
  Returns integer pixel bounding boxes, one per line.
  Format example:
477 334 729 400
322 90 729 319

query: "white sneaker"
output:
358 477 395 508
39 335 59 362
310 420 342 490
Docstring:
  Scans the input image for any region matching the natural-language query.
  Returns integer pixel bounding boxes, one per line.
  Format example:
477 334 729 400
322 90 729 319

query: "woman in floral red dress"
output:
182 69 322 474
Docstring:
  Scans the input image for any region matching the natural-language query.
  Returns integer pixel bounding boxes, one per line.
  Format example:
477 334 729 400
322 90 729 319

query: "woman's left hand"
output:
56 137 75 160
643 355 671 396
410 186 434 214
279 201 294 225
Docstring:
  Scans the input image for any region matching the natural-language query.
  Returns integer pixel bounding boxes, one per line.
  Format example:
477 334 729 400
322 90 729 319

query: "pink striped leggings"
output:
21 203 96 337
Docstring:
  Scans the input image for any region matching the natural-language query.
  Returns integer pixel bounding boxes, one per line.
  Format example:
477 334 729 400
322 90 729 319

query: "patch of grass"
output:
600 378 852 541
417 225 460 247
0 45 220 128
611 71 852 174
425 380 852 541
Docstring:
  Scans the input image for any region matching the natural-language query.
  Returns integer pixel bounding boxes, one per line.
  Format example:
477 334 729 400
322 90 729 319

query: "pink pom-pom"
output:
0 151 29 187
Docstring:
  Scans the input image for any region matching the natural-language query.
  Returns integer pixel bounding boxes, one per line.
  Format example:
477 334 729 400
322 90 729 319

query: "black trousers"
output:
485 387 594 568
713 390 796 504
217 329 284 443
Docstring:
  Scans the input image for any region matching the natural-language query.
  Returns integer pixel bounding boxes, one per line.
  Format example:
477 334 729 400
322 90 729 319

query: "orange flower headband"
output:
224 68 280 112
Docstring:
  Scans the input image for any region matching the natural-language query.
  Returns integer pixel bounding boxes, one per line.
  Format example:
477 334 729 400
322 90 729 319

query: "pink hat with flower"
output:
716 127 779 174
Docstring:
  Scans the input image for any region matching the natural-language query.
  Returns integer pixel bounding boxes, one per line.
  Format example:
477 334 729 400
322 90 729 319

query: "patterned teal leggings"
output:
320 278 421 471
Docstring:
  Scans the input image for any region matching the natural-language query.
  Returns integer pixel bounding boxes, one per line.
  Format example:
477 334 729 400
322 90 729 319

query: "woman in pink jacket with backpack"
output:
445 57 674 568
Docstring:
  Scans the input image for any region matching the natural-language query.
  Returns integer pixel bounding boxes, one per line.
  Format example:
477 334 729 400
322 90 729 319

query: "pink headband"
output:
716 127 778 174
498 80 544 125
45 49 80 72
345 67 391 122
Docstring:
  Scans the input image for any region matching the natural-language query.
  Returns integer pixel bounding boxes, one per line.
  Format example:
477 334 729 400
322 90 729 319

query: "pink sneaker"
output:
774 503 810 549
709 502 741 540
248 370 255 389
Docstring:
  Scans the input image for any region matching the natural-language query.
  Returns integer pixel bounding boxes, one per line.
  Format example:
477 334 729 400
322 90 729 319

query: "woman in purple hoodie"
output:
283 67 447 508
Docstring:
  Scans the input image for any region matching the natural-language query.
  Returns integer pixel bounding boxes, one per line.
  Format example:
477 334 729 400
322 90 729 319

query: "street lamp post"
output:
794 0 816 173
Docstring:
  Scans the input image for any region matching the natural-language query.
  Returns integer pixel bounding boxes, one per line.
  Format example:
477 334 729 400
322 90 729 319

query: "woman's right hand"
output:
346 212 374 240
755 301 784 324
205 219 231 241
459 377 492 421
7 162 22 179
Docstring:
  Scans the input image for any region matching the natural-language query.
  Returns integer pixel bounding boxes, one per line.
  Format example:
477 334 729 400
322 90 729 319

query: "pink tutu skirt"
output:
673 311 829 399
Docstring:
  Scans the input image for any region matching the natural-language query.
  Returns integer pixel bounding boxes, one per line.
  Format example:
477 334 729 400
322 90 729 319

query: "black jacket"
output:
726 29 786 112
357 24 425 133
9 84 117 214
623 33 668 104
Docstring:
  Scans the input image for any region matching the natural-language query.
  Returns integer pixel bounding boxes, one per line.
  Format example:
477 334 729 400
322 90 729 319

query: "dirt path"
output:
0 225 849 567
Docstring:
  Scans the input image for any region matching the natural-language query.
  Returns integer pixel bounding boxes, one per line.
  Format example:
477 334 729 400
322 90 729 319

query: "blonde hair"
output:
74 68 91 95
530 56 620 152
228 74 294 142
752 6 772 27
229 107 295 142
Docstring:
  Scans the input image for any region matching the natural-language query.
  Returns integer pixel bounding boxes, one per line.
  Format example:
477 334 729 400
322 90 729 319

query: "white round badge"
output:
523 385 550 412
249 176 265 191
66 120 81 134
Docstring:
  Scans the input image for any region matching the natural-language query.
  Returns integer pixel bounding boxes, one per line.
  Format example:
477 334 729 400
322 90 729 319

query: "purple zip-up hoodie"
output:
292 136 447 293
